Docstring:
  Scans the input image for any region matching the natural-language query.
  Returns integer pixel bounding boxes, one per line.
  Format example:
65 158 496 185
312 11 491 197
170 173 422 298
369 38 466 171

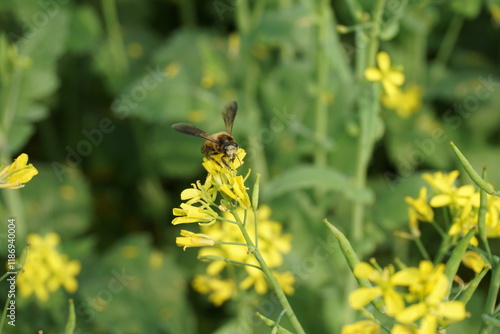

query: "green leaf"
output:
78 235 196 334
67 5 102 53
450 0 483 19
262 166 373 204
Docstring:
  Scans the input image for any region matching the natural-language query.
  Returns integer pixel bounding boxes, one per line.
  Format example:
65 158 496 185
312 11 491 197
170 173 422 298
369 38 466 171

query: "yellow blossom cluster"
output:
172 149 295 306
405 170 500 246
343 261 467 334
17 233 81 302
365 51 422 118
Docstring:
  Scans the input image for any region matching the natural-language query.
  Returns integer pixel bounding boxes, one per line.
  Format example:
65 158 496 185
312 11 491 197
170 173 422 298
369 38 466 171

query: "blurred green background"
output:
1 0 500 333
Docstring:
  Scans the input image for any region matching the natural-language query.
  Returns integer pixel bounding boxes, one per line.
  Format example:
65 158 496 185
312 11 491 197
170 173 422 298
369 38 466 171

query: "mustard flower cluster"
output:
17 233 81 302
343 260 467 334
365 51 422 118
172 149 295 306
405 170 500 246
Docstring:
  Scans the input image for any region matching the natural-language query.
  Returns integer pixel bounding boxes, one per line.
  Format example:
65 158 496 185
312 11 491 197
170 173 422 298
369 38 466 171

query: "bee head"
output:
223 142 239 160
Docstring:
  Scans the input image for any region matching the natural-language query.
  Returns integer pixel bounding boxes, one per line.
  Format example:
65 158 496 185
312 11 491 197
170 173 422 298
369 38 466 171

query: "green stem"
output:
198 255 263 270
351 0 386 241
101 0 129 75
435 15 464 67
414 236 431 261
479 257 500 334
233 211 305 334
236 0 251 33
434 233 452 265
345 0 365 23
314 0 329 169
478 167 492 261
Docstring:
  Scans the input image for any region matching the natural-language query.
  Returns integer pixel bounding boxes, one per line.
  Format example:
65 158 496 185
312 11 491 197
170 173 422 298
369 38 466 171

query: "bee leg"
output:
204 151 233 171
220 155 234 171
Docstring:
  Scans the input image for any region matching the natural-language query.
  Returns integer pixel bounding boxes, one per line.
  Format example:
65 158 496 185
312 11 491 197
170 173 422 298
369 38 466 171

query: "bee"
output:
172 100 239 169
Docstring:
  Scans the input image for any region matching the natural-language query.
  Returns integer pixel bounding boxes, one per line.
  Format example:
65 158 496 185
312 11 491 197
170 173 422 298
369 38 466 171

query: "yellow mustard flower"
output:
17 233 81 301
396 261 466 334
176 230 215 251
364 51 405 96
350 262 414 316
0 153 38 189
274 271 296 295
422 171 459 195
239 264 268 294
462 250 487 274
201 148 246 183
381 85 422 118
192 274 236 306
405 187 434 223
194 205 293 304
180 177 217 205
448 200 479 246
172 203 218 226
219 175 251 209
429 184 475 208
341 320 380 334
477 194 500 238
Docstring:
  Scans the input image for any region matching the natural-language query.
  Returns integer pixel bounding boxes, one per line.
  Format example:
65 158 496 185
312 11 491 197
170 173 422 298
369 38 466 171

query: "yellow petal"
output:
438 301 467 320
377 51 391 71
384 289 405 315
419 314 438 334
396 302 427 323
349 287 382 309
342 320 380 334
353 262 379 280
364 68 383 81
462 250 486 274
391 268 420 286
390 324 412 334
430 194 451 207
386 71 405 86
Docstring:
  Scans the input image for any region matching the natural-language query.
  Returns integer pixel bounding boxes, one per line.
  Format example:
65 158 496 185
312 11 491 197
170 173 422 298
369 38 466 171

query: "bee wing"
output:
171 123 217 143
221 100 238 135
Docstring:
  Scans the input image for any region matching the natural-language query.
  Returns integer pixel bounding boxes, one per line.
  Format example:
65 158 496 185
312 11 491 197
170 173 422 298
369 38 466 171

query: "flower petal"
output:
364 68 383 81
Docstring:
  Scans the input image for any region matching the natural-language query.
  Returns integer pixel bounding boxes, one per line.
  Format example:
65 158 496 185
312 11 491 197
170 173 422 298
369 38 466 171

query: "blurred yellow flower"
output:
381 85 422 118
165 62 180 78
422 171 459 194
194 205 293 304
192 275 236 306
17 233 81 302
0 153 38 189
462 250 487 274
350 262 407 316
395 261 466 334
341 320 380 334
364 51 405 96
405 187 434 223
349 260 466 334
